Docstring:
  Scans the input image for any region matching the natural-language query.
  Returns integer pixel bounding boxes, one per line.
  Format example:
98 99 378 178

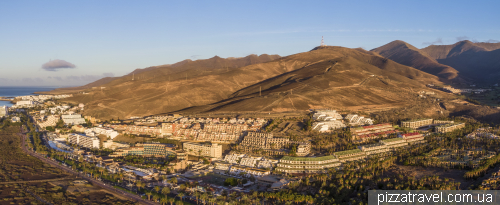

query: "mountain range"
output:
46 40 500 119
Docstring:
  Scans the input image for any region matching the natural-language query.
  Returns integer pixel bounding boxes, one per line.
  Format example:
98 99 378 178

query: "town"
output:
2 93 499 205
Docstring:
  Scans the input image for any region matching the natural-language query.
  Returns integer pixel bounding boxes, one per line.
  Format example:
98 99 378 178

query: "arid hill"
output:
372 40 500 84
178 46 442 114
53 46 443 120
372 40 459 80
421 40 500 83
421 40 500 59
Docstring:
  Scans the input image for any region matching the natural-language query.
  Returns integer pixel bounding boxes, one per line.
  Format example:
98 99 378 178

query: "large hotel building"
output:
401 119 433 129
183 142 223 158
68 133 100 149
110 142 176 157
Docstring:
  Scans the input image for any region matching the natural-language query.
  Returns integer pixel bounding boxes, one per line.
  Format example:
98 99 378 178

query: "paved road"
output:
18 127 157 205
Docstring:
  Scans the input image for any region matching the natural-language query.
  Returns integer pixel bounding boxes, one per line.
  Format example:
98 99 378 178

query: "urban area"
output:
2 91 500 205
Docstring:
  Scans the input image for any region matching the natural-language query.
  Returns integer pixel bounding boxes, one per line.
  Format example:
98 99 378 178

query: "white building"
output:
62 114 86 125
224 153 246 164
85 127 119 139
312 121 346 132
312 109 343 121
344 114 373 126
183 142 223 158
15 100 35 108
0 106 8 117
68 133 100 149
38 115 60 129
11 116 21 123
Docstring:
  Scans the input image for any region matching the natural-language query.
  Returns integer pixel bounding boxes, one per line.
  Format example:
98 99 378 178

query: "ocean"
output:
0 86 58 107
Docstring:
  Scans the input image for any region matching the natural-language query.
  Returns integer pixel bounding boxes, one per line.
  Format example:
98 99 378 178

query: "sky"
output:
1 0 499 87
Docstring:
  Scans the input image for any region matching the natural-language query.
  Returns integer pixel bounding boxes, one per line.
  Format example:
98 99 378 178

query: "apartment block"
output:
109 124 161 136
15 100 35 108
333 149 366 162
435 123 466 133
85 127 119 139
224 153 246 164
229 165 271 177
110 143 176 158
350 123 394 136
183 142 223 158
62 114 86 125
38 115 60 129
351 123 395 141
358 143 388 155
138 143 176 157
214 161 232 173
380 138 408 150
240 132 311 156
110 146 144 157
398 132 426 144
68 133 100 149
276 155 341 174
161 123 176 136
401 118 433 129
0 106 8 117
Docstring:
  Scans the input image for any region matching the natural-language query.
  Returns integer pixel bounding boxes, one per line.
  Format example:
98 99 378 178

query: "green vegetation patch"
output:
333 149 363 156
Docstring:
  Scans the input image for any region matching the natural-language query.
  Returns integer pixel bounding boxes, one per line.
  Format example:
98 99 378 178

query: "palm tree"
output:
162 187 171 195
168 198 175 205
160 197 168 205
194 191 200 205
155 185 161 193
135 181 143 193
177 192 185 201
145 191 153 201
153 195 160 203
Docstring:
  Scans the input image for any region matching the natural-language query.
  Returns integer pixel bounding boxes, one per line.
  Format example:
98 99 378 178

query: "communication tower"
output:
321 36 325 46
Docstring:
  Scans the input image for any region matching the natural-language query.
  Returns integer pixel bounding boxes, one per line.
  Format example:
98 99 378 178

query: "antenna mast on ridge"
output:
321 36 325 46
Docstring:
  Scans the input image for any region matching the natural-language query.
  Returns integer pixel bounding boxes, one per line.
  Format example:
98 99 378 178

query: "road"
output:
18 126 157 205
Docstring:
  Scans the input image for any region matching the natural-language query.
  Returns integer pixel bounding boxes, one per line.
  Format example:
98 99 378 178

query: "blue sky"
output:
1 0 499 86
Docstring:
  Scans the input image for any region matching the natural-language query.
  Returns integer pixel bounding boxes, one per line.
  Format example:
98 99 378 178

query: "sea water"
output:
0 86 58 107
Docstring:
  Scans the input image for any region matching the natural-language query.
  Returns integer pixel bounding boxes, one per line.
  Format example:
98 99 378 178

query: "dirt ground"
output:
113 134 150 144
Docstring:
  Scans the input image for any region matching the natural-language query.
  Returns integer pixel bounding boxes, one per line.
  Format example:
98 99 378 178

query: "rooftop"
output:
333 149 363 156
281 155 338 162
436 122 465 128
381 138 406 143
402 118 433 123
359 143 385 148
401 132 421 137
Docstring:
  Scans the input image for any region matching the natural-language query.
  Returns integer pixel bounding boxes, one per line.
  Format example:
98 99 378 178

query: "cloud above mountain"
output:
42 59 76 71
422 38 443 45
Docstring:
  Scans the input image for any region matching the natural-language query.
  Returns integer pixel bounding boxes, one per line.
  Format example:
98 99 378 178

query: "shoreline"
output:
0 98 14 102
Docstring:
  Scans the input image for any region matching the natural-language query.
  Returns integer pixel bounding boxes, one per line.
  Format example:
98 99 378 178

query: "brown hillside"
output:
53 46 443 120
172 46 443 114
421 41 500 83
421 40 496 59
371 40 459 80
437 48 500 83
